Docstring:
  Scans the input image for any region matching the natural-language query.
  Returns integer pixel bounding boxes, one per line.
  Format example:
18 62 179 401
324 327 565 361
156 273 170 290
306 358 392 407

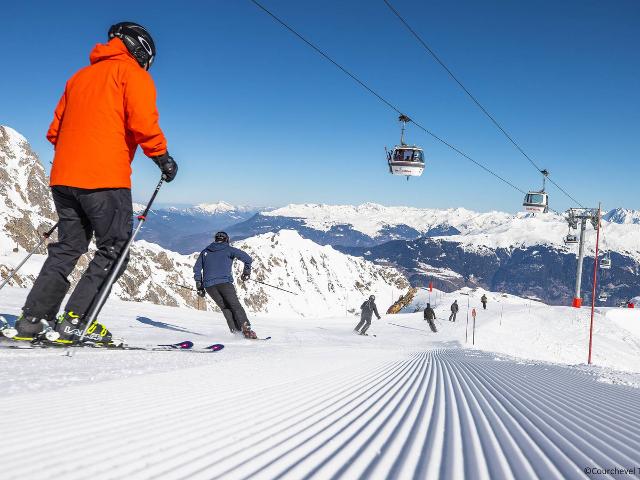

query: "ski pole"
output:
0 222 58 291
74 176 165 347
248 279 298 295
168 283 196 291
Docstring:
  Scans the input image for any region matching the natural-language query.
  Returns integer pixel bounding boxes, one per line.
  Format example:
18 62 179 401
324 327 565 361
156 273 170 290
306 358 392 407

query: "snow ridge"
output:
263 202 640 259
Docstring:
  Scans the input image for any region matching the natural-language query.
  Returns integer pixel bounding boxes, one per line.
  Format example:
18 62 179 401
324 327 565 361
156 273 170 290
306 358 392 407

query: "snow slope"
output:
1 287 639 479
403 287 640 374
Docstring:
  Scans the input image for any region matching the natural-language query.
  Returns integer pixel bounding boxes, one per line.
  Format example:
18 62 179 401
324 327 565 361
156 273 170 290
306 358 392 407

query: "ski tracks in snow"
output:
3 348 639 480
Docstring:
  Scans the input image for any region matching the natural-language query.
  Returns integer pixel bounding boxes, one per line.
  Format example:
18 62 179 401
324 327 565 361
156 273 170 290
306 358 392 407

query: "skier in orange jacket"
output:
15 22 177 344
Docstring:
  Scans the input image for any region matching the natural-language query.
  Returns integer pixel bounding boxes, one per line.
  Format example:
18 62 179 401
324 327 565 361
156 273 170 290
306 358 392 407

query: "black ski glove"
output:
241 271 251 282
195 281 206 297
151 151 178 182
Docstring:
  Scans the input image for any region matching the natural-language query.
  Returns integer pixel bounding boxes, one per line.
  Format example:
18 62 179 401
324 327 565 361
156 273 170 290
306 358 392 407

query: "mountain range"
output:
3 124 640 308
140 202 640 306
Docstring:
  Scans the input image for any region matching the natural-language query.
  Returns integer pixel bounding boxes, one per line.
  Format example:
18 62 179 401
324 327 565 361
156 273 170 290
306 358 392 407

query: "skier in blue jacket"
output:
193 231 256 338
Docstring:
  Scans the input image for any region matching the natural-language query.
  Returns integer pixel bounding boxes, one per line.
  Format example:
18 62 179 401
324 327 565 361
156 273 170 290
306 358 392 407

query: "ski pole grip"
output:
43 222 59 238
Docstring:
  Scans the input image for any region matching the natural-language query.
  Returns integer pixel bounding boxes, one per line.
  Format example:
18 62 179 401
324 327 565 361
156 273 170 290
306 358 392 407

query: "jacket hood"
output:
205 242 230 253
89 38 138 65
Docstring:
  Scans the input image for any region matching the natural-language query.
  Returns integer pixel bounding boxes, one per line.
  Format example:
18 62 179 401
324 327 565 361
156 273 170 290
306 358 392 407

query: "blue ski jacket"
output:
193 242 253 288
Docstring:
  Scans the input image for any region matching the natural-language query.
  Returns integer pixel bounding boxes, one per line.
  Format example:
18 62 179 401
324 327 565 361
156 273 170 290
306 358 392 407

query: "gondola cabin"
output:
522 191 549 213
564 234 578 245
600 257 611 270
387 146 425 178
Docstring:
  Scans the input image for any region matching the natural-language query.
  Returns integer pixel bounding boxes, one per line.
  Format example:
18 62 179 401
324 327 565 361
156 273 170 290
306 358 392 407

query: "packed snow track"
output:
3 347 638 480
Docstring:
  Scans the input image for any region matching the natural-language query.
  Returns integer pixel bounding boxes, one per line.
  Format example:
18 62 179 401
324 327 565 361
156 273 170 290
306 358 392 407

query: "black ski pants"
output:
427 319 437 333
205 282 250 332
449 312 457 322
23 186 132 321
355 314 372 334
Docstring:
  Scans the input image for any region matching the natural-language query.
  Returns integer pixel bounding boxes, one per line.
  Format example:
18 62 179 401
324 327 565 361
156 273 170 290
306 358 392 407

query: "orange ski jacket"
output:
47 38 167 189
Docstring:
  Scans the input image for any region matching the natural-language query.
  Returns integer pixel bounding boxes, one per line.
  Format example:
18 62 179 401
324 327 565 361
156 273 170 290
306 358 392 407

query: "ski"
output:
0 336 224 353
115 342 225 352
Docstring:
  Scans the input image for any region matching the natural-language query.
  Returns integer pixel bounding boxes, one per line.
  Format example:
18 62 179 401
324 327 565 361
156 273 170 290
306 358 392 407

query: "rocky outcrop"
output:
386 287 418 314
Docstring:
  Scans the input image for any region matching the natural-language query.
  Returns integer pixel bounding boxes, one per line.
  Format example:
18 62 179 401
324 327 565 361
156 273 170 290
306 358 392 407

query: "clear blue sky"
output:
1 0 638 212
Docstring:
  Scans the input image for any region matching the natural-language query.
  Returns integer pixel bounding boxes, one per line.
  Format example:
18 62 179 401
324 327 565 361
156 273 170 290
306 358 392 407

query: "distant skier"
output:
481 294 488 310
355 295 381 335
193 232 256 338
449 300 459 322
11 22 177 344
424 303 437 332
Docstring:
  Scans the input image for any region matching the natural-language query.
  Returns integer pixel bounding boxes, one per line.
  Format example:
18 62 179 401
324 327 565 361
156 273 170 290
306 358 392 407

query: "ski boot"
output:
0 316 13 337
3 314 57 342
241 322 257 339
54 311 112 345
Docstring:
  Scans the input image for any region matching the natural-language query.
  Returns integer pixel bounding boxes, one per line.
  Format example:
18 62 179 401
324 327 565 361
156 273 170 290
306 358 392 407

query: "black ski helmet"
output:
214 231 230 243
108 22 156 70
369 295 375 301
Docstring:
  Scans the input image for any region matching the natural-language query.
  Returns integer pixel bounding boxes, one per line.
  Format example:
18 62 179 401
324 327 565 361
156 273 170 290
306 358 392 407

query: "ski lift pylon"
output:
387 114 425 180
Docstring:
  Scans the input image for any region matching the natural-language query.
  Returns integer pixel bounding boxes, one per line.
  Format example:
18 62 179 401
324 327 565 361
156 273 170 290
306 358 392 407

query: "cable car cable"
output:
248 0 526 196
382 0 586 208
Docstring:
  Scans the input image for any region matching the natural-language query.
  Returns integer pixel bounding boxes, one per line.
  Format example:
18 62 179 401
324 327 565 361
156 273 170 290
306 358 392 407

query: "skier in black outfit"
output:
354 295 380 335
481 294 488 310
424 303 437 332
193 232 256 338
449 300 459 322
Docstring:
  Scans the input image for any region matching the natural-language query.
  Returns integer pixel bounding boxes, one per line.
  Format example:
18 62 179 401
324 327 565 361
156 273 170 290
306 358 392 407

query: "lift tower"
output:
567 208 599 307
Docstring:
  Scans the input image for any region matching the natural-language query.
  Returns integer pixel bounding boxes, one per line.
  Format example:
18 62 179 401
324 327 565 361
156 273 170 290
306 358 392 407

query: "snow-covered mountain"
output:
234 202 640 254
221 203 488 248
0 126 56 252
160 201 640 255
603 207 640 225
232 230 407 316
217 201 640 306
188 201 257 215
0 126 408 315
264 203 508 239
